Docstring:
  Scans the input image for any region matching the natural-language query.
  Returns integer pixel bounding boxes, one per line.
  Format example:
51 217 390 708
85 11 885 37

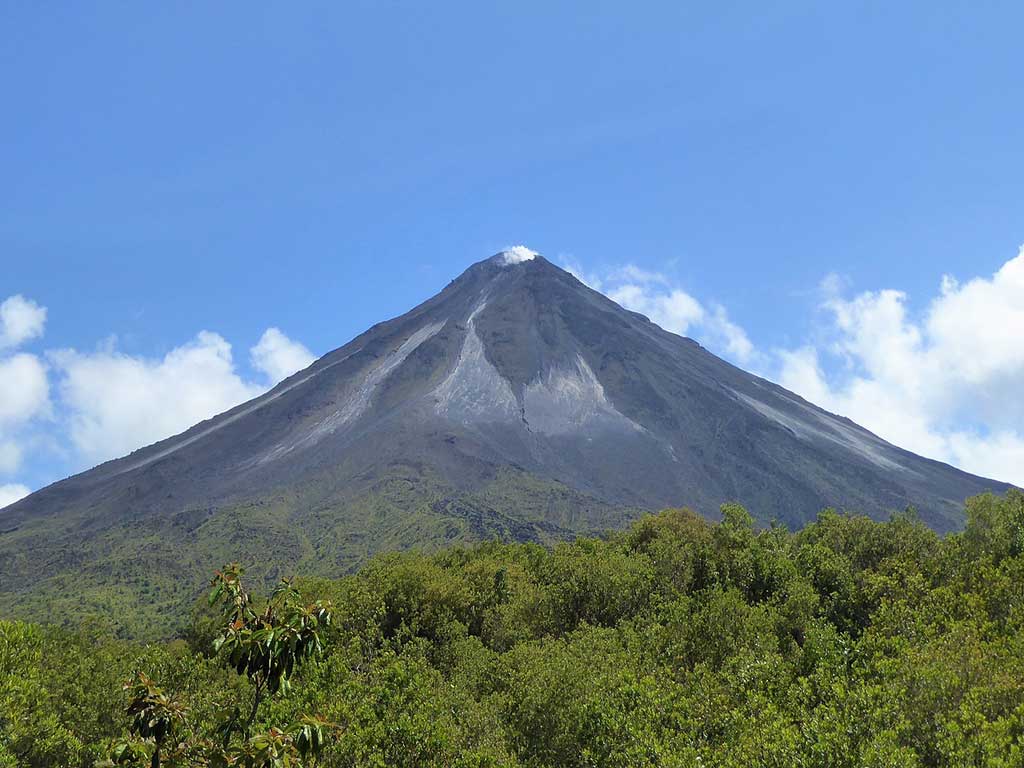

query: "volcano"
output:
0 250 1010 634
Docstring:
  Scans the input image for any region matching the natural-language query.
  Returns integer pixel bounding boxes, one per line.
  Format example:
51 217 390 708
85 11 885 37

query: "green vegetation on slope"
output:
3 490 1024 766
0 467 640 640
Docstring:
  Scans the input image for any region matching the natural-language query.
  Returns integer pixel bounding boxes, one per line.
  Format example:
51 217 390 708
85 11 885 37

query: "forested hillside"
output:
3 491 1024 767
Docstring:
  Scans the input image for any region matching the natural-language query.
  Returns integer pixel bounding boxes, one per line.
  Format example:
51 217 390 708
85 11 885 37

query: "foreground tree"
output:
8 494 1024 766
103 565 334 767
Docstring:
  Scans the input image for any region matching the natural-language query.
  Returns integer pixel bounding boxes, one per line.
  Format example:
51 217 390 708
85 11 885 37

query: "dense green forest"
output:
3 491 1024 767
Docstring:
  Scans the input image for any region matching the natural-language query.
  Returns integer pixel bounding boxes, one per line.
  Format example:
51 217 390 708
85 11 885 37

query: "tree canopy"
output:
2 490 1023 767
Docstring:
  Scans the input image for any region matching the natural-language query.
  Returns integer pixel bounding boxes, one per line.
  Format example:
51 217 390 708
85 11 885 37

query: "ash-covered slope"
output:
0 250 1010 634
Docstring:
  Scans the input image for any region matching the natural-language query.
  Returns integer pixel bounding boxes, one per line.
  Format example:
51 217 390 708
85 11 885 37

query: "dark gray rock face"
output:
5 252 1010 535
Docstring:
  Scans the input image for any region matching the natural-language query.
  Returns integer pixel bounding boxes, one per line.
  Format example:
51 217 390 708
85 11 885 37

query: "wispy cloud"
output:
563 259 756 365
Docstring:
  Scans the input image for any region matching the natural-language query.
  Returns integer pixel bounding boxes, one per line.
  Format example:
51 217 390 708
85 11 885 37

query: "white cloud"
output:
0 295 47 350
581 262 755 365
51 326 315 466
706 303 755 363
0 296 51 478
0 483 30 510
609 264 668 285
0 352 50 428
774 245 1024 485
609 284 705 336
560 258 603 290
251 327 316 384
4 249 1022 495
561 250 1024 485
0 440 22 475
0 293 317 481
53 331 266 464
498 246 538 265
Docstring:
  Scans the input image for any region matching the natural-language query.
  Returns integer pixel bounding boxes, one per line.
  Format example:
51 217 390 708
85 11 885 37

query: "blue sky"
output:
2 2 1023 503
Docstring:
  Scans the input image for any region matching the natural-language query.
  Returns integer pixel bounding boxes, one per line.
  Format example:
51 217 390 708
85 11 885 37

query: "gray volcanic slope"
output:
0 252 1011 633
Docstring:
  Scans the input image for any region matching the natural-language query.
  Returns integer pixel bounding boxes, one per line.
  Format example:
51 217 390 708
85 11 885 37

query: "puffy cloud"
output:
944 431 1024 488
584 262 755 365
0 352 50 428
0 483 30 510
0 296 51 478
774 246 1024 485
563 250 1023 485
51 327 316 466
610 286 708 335
0 287 317 479
250 327 316 384
0 292 317 481
928 255 1024 383
52 331 265 464
0 440 22 475
0 295 47 349
609 284 705 335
